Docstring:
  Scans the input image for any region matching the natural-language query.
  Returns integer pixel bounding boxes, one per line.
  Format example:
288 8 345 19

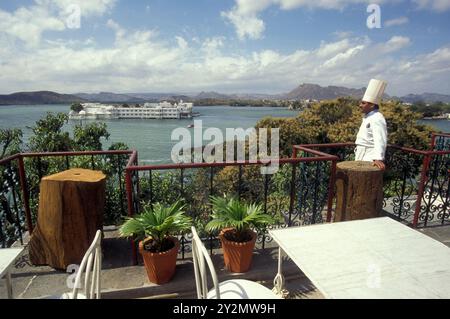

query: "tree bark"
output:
29 168 106 270
335 161 384 222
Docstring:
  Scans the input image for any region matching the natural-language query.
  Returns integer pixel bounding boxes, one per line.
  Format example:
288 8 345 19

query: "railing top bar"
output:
295 142 355 149
294 145 342 158
126 156 337 171
0 154 20 166
21 150 134 158
295 142 432 156
429 150 450 156
387 144 430 155
432 132 450 138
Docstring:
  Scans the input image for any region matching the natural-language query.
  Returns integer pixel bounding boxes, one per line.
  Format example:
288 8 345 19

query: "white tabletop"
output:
0 248 24 278
269 217 450 299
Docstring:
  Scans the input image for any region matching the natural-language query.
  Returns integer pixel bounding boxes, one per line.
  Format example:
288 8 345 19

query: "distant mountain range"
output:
285 83 368 100
0 91 85 105
0 84 449 105
400 93 450 104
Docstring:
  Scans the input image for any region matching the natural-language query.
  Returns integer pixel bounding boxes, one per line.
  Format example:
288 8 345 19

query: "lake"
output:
0 105 295 163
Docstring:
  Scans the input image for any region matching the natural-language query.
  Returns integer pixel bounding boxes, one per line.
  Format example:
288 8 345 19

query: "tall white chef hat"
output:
362 79 387 105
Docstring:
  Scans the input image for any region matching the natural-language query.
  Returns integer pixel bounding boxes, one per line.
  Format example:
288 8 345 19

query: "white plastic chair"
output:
191 226 279 299
62 230 102 299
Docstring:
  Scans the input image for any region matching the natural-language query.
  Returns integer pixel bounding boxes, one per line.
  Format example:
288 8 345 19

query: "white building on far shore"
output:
69 101 194 120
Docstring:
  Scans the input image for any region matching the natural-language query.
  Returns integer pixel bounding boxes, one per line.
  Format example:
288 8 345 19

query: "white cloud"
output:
385 16 409 27
36 0 116 16
221 10 265 40
0 6 65 46
1 18 449 97
221 0 392 40
0 0 116 47
223 0 448 40
413 0 450 12
378 36 411 53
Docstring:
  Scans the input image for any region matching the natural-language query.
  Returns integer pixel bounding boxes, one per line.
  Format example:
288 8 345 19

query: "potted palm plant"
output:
119 200 192 284
205 195 276 273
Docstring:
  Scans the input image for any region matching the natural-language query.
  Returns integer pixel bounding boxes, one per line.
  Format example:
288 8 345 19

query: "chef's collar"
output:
365 109 379 118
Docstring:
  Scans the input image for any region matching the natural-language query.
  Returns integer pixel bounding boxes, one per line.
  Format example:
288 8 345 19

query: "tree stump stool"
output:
335 161 384 222
29 168 106 270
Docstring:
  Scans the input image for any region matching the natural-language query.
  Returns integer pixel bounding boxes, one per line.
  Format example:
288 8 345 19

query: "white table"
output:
269 217 450 299
0 248 24 299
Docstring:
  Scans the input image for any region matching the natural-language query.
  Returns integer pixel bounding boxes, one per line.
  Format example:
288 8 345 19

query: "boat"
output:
187 124 194 128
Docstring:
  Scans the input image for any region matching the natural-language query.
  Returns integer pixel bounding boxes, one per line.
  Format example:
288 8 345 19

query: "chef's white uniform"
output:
355 110 387 161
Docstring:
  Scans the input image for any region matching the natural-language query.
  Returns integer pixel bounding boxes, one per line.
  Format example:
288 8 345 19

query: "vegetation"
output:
0 128 22 159
256 98 434 157
205 195 277 242
119 200 192 252
70 103 83 113
409 101 450 118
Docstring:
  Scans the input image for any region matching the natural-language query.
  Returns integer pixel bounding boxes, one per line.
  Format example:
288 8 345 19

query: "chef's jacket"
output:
355 110 387 161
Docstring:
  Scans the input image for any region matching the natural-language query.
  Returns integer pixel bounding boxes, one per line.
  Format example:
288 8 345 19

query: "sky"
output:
0 0 449 96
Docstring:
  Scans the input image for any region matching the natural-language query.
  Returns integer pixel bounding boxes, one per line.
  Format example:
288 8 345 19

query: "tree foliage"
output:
0 128 23 159
28 112 72 152
70 103 83 113
73 122 110 151
256 98 434 156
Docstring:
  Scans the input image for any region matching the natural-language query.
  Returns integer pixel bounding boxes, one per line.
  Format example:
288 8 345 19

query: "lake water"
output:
1 104 449 163
0 105 295 163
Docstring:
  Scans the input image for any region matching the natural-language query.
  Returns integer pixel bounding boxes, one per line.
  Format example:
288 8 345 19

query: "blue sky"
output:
0 0 449 96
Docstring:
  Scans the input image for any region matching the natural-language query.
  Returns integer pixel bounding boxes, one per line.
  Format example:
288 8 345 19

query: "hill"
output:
400 93 450 104
0 91 85 105
74 92 145 103
285 83 367 100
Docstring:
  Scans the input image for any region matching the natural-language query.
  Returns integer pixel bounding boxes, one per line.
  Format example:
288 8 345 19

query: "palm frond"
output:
119 199 192 252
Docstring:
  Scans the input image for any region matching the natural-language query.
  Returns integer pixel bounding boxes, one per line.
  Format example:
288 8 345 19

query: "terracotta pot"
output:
139 237 179 284
219 228 257 273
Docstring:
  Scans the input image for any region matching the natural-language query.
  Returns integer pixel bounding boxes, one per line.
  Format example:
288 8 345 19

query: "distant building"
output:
69 101 193 120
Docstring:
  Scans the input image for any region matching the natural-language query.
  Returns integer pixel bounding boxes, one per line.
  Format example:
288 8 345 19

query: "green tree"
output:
28 112 72 152
256 98 433 156
70 103 83 113
0 128 23 159
73 122 110 151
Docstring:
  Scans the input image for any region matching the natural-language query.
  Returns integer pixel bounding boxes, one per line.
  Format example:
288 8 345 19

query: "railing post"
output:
125 168 138 265
18 155 33 234
413 153 432 228
430 133 437 151
288 162 297 227
326 159 337 223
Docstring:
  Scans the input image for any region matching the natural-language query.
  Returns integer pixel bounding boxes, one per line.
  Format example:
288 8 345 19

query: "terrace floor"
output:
1 222 449 299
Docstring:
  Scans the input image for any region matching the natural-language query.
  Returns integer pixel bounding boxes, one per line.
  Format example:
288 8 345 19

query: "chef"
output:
355 79 388 170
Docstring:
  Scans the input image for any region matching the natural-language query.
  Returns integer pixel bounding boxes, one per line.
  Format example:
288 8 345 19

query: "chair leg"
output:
272 247 289 298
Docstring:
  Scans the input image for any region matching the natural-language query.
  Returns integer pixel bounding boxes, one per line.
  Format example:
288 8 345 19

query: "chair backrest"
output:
71 230 102 299
191 226 221 299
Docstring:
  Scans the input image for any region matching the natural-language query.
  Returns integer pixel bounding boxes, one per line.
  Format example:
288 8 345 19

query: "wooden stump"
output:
335 161 384 222
29 168 106 270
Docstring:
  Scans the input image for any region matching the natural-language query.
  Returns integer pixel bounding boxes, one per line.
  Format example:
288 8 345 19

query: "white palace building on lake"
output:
69 101 194 120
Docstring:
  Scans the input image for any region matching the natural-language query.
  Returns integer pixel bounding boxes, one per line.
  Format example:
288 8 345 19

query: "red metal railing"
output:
2 132 449 260
0 150 135 247
124 148 339 264
294 140 450 228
